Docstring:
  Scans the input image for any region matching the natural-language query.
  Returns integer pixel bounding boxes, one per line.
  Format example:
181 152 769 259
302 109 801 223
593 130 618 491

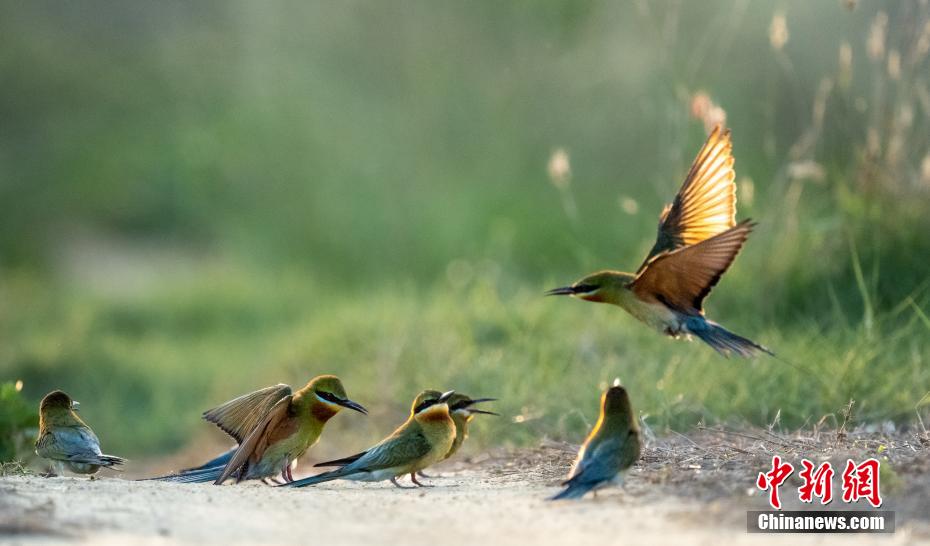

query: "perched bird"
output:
35 390 126 477
410 393 496 479
286 390 456 489
443 393 497 462
151 375 367 485
550 381 641 500
547 126 771 357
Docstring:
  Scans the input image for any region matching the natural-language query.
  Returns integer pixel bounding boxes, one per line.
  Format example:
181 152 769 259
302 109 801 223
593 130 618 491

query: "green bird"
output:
550 380 641 500
415 393 497 479
287 390 456 489
152 375 366 485
35 390 126 477
547 126 771 357
443 393 497 462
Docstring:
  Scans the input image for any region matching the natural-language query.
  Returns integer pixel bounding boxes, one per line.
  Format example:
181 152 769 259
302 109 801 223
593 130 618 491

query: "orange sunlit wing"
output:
631 220 754 314
640 126 737 269
215 395 293 484
202 384 292 444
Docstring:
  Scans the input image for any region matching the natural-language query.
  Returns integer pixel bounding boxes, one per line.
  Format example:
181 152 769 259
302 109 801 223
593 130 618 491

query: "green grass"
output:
1 2 930 463
4 262 928 459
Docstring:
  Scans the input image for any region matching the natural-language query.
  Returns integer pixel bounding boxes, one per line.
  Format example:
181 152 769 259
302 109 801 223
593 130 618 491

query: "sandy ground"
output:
2 432 928 546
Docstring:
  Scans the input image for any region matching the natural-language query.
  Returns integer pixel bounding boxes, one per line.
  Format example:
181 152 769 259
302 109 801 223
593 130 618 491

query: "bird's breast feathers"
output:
418 404 453 423
615 289 679 331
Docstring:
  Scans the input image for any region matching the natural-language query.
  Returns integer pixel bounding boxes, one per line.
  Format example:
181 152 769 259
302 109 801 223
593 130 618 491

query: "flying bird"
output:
35 390 126 477
285 390 456 489
547 126 771 357
550 381 641 500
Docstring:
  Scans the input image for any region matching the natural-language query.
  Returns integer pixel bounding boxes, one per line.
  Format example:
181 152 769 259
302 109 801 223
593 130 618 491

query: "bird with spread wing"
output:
149 375 366 484
547 126 771 357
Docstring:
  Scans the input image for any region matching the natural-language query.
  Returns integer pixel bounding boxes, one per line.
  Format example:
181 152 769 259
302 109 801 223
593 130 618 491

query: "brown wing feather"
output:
202 384 292 444
632 220 754 314
642 126 737 267
215 396 293 484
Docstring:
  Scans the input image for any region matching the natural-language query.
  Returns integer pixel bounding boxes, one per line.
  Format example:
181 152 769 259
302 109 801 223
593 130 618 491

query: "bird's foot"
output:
410 473 433 487
390 477 416 489
416 471 438 479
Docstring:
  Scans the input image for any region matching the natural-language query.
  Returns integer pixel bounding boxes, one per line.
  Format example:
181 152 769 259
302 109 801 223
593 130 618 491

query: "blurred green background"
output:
2 1 930 466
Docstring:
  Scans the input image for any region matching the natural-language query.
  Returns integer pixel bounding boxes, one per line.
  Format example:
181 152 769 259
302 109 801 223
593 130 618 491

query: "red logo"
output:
798 460 835 504
756 456 794 510
841 458 882 508
757 457 882 509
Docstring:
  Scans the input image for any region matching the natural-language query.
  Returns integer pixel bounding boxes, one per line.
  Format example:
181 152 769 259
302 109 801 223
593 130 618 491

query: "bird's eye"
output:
315 391 341 404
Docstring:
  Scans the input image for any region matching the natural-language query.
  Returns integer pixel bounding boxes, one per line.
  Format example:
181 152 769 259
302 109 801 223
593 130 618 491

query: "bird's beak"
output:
438 390 455 403
71 401 81 411
462 397 498 415
545 286 576 296
339 399 368 415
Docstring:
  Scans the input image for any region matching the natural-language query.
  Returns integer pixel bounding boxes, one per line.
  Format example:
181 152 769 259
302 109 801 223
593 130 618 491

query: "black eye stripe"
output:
573 284 598 293
315 391 342 404
415 399 439 413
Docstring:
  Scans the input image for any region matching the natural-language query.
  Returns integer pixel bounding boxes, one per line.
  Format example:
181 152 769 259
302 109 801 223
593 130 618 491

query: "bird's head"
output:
448 394 498 422
601 380 637 430
40 390 76 412
38 390 82 427
411 390 455 422
546 271 626 304
307 375 368 415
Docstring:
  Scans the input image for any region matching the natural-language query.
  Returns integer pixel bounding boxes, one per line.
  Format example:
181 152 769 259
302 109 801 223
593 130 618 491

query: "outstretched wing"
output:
203 384 292 444
642 126 736 268
632 220 754 314
215 395 293 484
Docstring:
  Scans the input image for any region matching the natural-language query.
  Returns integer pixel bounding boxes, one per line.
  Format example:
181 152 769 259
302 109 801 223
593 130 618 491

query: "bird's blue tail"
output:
684 316 773 358
145 465 224 483
548 481 597 500
180 449 235 473
284 468 348 488
95 454 126 467
141 448 235 483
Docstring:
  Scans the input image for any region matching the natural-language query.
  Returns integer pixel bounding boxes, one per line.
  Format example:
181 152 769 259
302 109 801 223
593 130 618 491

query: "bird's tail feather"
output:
685 317 773 358
144 465 224 483
97 454 126 467
284 468 348 488
548 481 596 500
180 449 235 473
